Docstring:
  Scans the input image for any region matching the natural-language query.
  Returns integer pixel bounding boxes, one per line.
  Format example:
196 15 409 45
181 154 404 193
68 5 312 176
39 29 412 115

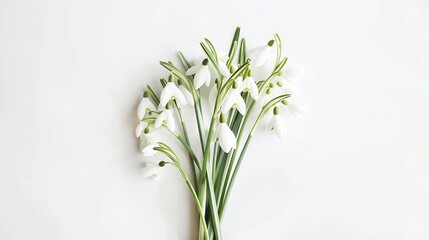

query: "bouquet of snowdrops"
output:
135 27 306 240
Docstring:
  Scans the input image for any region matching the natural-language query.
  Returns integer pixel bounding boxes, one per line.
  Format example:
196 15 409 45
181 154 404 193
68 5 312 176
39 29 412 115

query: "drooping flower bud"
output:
273 106 280 115
168 74 174 82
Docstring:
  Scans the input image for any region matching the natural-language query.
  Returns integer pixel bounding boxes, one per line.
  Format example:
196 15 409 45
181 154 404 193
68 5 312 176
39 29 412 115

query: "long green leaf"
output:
228 27 241 57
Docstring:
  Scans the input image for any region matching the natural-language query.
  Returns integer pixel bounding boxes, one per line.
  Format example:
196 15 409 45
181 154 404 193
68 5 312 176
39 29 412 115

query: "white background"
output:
1 0 429 239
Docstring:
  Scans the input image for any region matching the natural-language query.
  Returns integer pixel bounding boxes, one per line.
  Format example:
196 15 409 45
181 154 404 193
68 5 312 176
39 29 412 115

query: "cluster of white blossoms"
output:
135 33 306 181
134 28 307 240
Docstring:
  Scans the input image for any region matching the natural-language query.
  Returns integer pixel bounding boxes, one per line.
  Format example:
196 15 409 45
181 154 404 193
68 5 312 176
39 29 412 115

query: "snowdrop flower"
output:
142 162 161 179
214 113 237 153
177 80 194 106
160 75 187 107
142 142 158 156
208 80 219 107
221 81 246 115
186 58 211 89
267 106 286 139
137 91 156 120
140 132 158 156
217 54 230 77
239 71 259 100
154 103 175 131
250 39 275 68
135 121 148 138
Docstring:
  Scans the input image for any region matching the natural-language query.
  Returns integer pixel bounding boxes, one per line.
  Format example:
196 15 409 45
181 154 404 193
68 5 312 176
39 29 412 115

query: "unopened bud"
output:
273 106 280 115
219 113 226 123
229 65 236 73
168 74 174 82
144 127 150 134
233 80 238 89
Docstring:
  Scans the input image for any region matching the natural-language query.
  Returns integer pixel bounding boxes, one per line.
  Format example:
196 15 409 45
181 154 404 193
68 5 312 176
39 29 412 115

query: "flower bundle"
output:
135 27 306 240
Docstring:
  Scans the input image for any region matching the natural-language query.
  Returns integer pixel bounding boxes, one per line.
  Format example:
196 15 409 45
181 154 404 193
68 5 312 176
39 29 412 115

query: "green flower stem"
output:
200 116 222 240
218 105 261 217
217 101 256 207
166 128 201 171
218 134 252 219
193 90 206 152
159 61 206 152
218 94 291 218
173 101 199 189
198 87 223 240
212 142 219 181
174 163 209 240
154 145 209 240
198 184 207 240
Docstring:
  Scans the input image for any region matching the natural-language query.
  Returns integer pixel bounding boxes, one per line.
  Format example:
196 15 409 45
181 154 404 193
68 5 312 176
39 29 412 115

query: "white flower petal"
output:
179 85 194 106
209 85 218 107
221 92 234 113
137 97 155 119
235 94 247 115
142 162 160 178
239 77 259 100
154 111 167 128
139 135 147 151
218 58 230 77
273 115 286 139
140 133 157 152
154 109 175 130
267 115 286 139
203 67 212 86
194 66 210 89
166 110 175 131
235 76 243 88
160 84 174 107
252 46 270 67
135 121 148 138
221 89 246 114
142 143 158 156
216 123 236 153
249 84 259 100
186 65 201 75
172 85 187 106
160 82 187 107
